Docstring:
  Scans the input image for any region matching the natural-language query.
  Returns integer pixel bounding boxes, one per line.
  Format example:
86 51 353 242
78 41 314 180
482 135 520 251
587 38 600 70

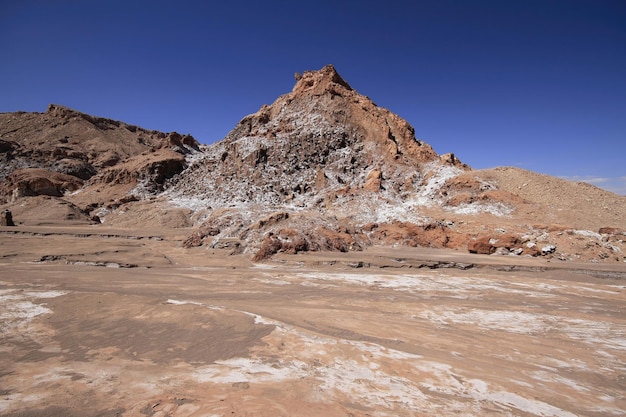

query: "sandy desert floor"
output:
1 225 625 416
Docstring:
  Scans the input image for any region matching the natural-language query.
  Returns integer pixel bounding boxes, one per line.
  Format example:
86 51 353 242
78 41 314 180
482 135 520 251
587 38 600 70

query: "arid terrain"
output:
1 224 625 416
1 64 625 416
2 65 624 265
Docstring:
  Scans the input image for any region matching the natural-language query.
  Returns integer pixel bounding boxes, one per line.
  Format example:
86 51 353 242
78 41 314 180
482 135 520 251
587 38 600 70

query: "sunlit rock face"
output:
170 64 459 209
1 65 624 263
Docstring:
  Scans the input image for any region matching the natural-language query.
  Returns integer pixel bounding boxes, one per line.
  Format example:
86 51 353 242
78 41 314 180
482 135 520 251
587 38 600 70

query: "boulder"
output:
440 152 469 168
523 246 542 257
1 209 15 226
494 234 521 249
468 236 496 254
363 169 383 192
599 227 625 235
2 168 83 201
468 234 525 255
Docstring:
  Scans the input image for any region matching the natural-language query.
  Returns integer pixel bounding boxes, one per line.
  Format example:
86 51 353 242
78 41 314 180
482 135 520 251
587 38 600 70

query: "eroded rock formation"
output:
1 65 624 262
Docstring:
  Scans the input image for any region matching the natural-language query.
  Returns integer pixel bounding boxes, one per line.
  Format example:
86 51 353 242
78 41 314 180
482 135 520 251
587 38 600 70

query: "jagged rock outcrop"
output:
0 105 162 182
168 65 476 258
163 65 624 262
2 168 83 201
168 65 460 209
0 104 201 218
1 66 623 263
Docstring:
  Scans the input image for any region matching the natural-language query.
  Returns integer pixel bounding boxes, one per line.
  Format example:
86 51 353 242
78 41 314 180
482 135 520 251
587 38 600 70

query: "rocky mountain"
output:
165 65 624 262
170 65 464 206
1 65 624 262
0 104 200 223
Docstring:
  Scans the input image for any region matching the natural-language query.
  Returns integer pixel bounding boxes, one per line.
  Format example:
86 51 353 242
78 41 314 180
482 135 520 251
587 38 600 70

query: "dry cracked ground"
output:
1 225 625 417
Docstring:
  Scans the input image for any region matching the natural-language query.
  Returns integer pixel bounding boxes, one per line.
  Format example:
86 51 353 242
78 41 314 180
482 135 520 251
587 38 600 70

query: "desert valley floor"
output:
1 225 625 417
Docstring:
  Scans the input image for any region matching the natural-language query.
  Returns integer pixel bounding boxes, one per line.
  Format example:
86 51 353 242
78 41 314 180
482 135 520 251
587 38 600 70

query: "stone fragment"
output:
468 236 496 254
363 169 382 192
1 209 15 226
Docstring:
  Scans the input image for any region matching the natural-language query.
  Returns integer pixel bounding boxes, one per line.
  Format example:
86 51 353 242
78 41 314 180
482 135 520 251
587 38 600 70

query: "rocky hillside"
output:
166 65 471 256
169 65 465 207
164 65 625 262
1 66 624 262
0 104 200 222
1 104 164 179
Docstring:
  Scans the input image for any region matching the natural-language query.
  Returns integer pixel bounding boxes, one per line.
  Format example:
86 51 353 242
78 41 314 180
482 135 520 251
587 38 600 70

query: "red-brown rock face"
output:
168 65 476 257
169 65 624 262
0 105 201 215
2 65 623 263
169 64 461 210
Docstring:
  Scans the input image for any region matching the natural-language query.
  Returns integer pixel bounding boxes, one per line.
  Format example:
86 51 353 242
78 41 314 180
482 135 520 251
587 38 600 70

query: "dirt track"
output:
1 226 625 416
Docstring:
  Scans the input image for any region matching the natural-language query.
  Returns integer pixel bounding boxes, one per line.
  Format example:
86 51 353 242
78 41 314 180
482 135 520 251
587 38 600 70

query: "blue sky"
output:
2 0 625 194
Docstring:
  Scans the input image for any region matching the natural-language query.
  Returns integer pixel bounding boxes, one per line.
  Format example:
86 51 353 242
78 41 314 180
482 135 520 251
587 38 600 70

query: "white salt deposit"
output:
418 306 626 351
415 163 463 206
164 272 621 415
24 290 67 299
448 201 513 216
192 357 309 384
466 378 578 417
165 299 222 310
0 289 66 337
183 304 583 415
294 272 558 299
573 229 602 240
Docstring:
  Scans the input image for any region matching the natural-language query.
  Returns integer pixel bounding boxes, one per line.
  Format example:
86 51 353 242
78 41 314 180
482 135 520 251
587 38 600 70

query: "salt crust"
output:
0 289 66 342
290 272 626 350
168 295 585 416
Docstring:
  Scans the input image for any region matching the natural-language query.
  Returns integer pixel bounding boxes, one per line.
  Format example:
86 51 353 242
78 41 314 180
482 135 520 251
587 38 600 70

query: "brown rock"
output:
89 148 186 191
494 234 521 249
599 227 624 235
0 104 167 183
314 167 328 190
253 233 283 261
1 195 94 225
317 226 359 252
167 64 449 210
468 236 496 254
250 212 289 230
277 228 309 254
3 168 83 201
1 209 15 226
440 152 469 169
547 224 569 232
362 223 378 232
372 222 458 249
363 169 382 192
523 246 542 257
1 66 623 264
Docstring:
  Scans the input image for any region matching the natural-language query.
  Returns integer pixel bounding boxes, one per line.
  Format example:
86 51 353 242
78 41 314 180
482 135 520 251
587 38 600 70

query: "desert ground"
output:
1 224 625 417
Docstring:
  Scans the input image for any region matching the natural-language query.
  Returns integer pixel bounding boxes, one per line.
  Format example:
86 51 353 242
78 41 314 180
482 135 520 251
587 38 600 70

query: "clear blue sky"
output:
2 0 625 194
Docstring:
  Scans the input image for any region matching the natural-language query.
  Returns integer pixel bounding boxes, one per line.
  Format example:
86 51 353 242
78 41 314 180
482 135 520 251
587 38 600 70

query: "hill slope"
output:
163 65 624 262
0 104 200 223
168 65 465 208
1 66 624 263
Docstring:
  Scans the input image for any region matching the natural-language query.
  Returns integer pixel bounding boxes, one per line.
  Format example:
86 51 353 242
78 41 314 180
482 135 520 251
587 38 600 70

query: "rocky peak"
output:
292 64 353 95
46 103 82 117
223 65 442 164
46 103 142 134
168 65 464 213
